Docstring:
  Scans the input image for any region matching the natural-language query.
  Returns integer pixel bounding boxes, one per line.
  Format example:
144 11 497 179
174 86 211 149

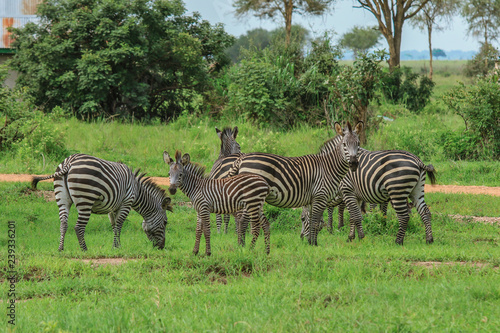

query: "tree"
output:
226 28 273 63
409 0 459 79
355 0 430 70
9 0 234 120
339 25 382 58
432 49 446 59
233 0 334 46
462 0 500 67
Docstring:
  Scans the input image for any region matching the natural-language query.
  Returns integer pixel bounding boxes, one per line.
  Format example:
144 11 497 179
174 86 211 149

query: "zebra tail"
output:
31 162 72 190
425 164 437 185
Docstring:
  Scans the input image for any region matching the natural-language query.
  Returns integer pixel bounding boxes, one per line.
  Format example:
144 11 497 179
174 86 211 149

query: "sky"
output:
182 0 481 52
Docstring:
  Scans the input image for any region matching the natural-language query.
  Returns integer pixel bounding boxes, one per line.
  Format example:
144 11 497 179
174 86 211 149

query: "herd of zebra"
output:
31 121 436 255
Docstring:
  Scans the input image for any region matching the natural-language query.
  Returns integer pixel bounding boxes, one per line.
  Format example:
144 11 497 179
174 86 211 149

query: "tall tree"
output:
339 25 382 58
410 0 460 79
462 0 500 67
9 0 234 120
355 0 430 70
233 0 334 45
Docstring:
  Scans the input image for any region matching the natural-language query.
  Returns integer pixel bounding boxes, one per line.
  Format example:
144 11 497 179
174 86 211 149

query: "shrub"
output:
443 76 500 159
0 65 69 162
380 66 435 113
463 43 499 78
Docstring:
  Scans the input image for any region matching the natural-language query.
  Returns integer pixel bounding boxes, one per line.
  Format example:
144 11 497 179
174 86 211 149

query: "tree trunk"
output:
484 23 488 68
358 105 368 145
428 25 433 80
284 0 293 46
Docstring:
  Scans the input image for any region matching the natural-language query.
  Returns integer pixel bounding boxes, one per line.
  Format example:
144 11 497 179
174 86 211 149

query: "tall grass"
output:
0 181 499 332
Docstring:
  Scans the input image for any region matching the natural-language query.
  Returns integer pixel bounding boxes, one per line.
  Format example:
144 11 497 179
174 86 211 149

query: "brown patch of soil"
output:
449 214 500 225
425 184 500 197
76 258 135 267
22 188 55 202
413 261 497 269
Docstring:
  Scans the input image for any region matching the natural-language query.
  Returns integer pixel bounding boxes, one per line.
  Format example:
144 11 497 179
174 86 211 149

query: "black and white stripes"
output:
225 121 364 246
165 150 271 256
31 154 172 251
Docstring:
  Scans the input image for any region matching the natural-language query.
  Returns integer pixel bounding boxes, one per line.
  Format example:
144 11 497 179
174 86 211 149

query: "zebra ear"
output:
175 150 182 163
163 151 174 164
354 121 364 134
233 126 238 139
181 153 190 165
162 197 173 212
334 122 343 136
216 127 222 140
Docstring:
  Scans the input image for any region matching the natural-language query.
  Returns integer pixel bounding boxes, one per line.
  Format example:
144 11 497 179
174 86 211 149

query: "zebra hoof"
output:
206 252 212 257
426 238 434 244
193 250 199 256
395 239 404 246
58 247 64 252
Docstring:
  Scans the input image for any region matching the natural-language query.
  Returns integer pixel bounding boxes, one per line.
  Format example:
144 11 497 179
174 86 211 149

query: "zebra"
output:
164 150 271 256
31 153 173 251
301 149 436 245
208 126 241 233
225 121 364 246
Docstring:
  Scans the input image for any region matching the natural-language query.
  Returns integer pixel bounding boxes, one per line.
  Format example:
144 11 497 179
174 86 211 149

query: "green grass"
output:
1 182 499 332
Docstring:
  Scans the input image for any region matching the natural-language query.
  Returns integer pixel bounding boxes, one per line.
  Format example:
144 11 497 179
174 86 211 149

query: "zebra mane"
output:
221 127 234 139
318 135 342 154
133 169 167 199
184 161 208 179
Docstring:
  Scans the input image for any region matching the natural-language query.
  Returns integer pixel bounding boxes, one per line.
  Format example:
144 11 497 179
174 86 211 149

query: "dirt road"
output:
1 173 499 196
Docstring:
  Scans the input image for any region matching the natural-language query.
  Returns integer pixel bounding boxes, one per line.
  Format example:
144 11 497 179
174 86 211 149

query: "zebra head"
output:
164 150 190 195
334 121 364 172
141 196 172 249
216 126 241 157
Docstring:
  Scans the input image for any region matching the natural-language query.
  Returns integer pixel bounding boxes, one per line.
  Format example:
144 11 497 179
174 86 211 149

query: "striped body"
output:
165 151 271 255
208 127 242 233
226 121 364 246
302 149 435 244
32 154 171 251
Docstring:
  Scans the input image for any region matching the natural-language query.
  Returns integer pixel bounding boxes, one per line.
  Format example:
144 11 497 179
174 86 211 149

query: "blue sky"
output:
183 0 482 52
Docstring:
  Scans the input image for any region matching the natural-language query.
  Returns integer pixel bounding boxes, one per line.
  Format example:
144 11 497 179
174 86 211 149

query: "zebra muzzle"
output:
168 185 177 195
349 157 359 172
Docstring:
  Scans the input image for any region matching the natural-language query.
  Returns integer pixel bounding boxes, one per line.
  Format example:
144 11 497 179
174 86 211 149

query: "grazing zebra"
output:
226 121 364 246
301 149 436 245
208 126 241 233
31 154 173 251
164 150 271 256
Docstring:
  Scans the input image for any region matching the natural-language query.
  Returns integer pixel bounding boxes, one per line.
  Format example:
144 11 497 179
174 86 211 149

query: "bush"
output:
463 43 499 78
443 77 500 160
0 65 69 162
440 131 482 160
380 66 435 113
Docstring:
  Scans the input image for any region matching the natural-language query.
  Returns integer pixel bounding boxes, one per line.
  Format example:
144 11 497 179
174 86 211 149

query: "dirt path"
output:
2 173 499 196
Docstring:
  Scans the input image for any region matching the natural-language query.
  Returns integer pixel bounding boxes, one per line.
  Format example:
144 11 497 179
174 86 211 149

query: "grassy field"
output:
1 180 499 332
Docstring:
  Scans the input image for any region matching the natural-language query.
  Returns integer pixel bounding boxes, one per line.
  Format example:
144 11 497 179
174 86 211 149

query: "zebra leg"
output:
327 206 334 233
308 202 326 246
300 206 310 240
344 195 364 241
193 214 203 255
74 207 92 251
392 199 411 245
237 211 250 247
410 195 434 244
338 202 346 229
202 214 211 256
224 214 231 234
216 214 222 233
54 179 72 252
261 215 271 255
110 205 132 248
380 202 388 216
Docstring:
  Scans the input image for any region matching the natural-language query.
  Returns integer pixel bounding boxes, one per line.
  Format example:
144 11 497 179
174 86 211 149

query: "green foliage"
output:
224 33 341 129
225 28 273 63
380 66 435 112
9 0 234 121
339 25 382 56
0 65 69 164
463 43 500 77
443 76 500 159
